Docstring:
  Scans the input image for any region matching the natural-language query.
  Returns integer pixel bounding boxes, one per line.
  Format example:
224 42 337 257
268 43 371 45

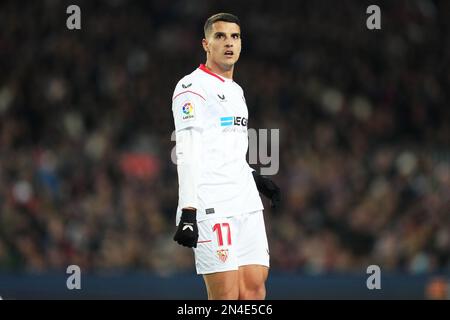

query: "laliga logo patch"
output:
181 102 195 121
217 249 229 263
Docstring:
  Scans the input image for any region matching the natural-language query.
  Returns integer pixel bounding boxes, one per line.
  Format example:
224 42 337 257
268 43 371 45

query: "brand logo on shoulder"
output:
217 94 225 100
182 83 192 89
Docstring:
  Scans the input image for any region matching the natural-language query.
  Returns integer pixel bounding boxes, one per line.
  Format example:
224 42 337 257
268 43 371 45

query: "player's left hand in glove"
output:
173 208 199 248
252 171 281 209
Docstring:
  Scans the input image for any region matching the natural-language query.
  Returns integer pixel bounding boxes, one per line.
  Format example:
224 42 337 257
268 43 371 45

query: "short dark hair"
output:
204 13 240 38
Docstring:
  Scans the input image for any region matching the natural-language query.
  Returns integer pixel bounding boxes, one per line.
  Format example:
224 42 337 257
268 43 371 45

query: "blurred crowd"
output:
0 0 448 275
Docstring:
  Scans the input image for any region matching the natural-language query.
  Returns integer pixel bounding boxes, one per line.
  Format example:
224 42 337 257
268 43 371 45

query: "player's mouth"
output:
224 50 234 57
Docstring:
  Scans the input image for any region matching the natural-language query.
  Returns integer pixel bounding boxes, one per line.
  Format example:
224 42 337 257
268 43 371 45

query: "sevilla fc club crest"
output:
217 249 229 263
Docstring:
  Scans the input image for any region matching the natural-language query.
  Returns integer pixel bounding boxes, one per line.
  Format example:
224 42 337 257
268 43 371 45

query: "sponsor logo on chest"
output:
220 116 248 127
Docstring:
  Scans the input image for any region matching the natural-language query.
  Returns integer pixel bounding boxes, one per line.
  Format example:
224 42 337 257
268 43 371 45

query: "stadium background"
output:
0 0 448 299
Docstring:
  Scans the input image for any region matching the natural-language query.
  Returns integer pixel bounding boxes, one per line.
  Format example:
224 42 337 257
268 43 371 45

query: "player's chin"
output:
221 58 238 68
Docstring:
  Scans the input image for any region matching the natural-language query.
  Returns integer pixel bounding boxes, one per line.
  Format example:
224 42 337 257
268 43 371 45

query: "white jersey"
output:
172 64 264 224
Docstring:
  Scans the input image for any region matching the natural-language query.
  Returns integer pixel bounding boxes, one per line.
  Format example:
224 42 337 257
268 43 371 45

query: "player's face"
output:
203 21 241 69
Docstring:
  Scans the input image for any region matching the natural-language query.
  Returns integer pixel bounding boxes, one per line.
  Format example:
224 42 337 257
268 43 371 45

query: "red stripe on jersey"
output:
198 64 225 82
172 90 206 101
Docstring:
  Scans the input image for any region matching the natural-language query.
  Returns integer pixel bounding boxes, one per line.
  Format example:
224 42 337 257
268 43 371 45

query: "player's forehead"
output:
210 21 240 34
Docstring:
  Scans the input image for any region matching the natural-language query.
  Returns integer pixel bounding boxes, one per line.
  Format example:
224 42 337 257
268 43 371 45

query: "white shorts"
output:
193 210 270 275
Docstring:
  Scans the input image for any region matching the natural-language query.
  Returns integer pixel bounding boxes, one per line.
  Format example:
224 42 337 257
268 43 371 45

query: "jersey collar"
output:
198 64 226 83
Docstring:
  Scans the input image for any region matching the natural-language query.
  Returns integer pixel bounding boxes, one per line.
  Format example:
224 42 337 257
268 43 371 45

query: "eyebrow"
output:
214 32 241 37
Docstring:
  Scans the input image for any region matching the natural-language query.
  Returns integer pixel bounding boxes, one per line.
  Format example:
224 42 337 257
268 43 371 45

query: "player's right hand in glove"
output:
173 208 199 248
252 171 281 209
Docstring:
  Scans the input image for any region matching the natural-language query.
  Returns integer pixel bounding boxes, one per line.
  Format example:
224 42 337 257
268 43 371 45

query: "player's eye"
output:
232 34 240 39
215 33 225 39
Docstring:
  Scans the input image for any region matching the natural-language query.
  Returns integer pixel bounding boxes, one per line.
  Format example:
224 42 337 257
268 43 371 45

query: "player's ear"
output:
202 38 209 53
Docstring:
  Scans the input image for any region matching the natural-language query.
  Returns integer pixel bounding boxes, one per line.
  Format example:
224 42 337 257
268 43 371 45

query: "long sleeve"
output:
175 127 202 209
172 77 207 211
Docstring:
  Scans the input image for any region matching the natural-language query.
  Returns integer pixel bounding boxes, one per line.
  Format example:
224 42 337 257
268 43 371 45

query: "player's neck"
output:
204 61 234 80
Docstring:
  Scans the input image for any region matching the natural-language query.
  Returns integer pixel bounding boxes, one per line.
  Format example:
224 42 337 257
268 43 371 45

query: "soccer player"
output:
171 13 281 300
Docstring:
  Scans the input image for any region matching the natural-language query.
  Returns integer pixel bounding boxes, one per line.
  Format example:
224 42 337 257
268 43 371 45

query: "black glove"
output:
252 171 281 209
174 208 199 248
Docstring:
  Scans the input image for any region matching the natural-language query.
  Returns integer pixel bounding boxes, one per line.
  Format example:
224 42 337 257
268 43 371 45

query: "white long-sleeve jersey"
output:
172 64 263 225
